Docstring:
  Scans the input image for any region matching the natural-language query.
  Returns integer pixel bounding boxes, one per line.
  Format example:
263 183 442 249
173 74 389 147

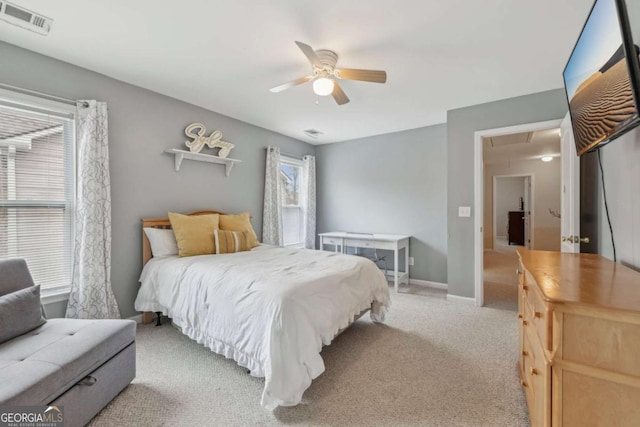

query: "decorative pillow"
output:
219 212 259 248
144 227 179 257
0 285 46 344
214 229 251 254
168 212 219 257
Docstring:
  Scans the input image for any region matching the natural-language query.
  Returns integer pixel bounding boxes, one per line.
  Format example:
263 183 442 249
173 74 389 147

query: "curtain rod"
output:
0 83 89 108
266 146 312 160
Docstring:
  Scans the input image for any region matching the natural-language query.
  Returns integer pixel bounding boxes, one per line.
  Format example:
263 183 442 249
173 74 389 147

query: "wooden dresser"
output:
517 249 640 427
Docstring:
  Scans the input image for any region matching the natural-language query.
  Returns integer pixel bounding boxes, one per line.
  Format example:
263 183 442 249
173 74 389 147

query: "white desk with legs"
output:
318 232 410 293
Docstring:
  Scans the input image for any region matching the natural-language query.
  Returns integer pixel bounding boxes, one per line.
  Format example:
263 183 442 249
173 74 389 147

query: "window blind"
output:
0 102 74 292
280 157 303 247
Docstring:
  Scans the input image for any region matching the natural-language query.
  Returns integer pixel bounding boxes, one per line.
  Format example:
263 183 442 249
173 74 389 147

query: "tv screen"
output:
563 0 640 155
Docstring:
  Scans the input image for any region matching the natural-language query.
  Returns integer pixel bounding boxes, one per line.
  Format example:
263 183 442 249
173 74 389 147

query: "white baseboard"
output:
409 278 448 290
446 294 477 305
128 314 143 323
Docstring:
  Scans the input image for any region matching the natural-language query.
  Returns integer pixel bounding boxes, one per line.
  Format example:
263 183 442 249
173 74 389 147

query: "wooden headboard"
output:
141 210 226 267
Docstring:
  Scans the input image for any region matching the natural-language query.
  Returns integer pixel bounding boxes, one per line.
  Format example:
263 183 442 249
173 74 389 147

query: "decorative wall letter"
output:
184 123 235 158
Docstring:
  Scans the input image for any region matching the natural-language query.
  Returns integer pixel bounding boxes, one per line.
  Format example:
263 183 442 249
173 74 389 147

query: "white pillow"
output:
144 227 178 258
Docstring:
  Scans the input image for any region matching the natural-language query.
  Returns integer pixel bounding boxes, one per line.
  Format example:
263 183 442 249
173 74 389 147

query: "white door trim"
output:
492 174 535 249
474 119 563 307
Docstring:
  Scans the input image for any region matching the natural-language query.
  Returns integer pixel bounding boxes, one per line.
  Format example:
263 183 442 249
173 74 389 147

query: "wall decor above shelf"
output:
165 149 242 176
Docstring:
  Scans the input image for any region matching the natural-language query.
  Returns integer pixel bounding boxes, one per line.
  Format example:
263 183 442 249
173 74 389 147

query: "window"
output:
280 156 303 247
0 97 75 296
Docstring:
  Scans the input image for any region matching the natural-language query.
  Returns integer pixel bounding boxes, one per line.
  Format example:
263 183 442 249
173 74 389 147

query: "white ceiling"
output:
0 0 589 144
483 128 561 165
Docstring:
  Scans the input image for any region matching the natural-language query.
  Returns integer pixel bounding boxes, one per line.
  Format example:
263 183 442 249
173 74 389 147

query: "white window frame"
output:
280 155 304 248
0 88 76 303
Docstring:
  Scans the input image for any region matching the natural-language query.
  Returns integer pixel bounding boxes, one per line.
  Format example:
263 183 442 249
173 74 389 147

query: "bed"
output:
134 210 391 409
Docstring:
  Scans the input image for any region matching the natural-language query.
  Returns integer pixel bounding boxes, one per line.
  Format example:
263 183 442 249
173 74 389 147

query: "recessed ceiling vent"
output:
304 129 323 139
0 1 53 36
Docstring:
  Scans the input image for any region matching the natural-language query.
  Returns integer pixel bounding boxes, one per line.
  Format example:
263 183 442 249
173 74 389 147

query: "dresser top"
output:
517 249 640 313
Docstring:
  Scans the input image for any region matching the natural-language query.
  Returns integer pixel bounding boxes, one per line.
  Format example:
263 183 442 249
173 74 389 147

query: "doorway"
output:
474 119 565 307
492 174 534 250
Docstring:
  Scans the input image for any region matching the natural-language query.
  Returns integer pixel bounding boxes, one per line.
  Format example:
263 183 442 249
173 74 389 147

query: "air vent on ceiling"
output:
304 129 323 139
0 1 53 36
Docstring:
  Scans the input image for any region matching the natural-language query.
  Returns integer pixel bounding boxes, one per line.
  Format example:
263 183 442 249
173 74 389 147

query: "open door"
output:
523 176 532 248
560 113 580 253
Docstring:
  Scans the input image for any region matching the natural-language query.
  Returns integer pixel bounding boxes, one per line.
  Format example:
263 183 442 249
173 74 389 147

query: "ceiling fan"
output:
269 41 387 105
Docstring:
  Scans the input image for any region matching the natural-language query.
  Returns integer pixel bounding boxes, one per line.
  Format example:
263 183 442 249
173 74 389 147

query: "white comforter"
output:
134 245 390 409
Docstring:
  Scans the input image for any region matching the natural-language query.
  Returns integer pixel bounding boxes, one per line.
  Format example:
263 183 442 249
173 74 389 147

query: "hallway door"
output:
523 176 532 248
560 113 580 253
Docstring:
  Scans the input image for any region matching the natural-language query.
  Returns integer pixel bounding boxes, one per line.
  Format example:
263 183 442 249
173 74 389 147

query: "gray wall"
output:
447 89 568 298
0 41 314 318
316 124 448 284
597 127 640 271
595 4 640 271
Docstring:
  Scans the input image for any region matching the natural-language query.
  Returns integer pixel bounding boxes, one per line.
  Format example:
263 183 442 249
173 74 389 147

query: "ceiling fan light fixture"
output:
313 78 334 96
541 156 554 162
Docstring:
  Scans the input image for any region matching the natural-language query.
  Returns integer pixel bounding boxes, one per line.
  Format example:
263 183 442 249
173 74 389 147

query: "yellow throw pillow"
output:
168 212 219 256
214 229 251 254
219 212 259 248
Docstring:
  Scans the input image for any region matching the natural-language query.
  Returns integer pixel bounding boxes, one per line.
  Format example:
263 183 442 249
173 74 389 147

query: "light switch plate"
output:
458 206 471 217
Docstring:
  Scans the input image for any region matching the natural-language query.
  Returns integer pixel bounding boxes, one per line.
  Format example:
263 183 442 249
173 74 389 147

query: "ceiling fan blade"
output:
335 68 387 83
295 41 323 68
269 75 315 93
331 82 350 105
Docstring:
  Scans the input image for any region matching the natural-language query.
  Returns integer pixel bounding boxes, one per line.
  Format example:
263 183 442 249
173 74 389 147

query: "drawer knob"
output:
522 320 528 326
517 314 523 320
522 350 529 357
530 367 539 376
534 311 542 318
521 380 528 388
522 285 529 291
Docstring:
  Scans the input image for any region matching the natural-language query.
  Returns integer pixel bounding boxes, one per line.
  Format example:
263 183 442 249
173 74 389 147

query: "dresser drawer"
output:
521 331 537 426
528 327 549 427
322 237 342 246
562 312 640 377
344 238 374 249
524 271 552 351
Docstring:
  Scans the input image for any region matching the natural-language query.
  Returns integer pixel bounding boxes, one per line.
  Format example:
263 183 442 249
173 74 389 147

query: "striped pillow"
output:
214 229 251 254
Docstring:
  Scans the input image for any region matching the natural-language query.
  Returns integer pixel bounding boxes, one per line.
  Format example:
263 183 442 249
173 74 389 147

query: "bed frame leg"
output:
141 311 155 324
155 311 163 326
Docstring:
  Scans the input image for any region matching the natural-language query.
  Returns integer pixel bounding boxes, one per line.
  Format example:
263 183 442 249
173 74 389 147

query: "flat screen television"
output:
563 0 640 156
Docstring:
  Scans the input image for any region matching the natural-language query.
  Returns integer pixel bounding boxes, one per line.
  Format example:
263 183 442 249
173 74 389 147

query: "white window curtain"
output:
66 100 120 319
262 146 283 246
301 155 316 249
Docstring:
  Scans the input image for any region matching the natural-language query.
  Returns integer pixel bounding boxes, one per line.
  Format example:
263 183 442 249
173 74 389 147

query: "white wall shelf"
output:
165 149 242 177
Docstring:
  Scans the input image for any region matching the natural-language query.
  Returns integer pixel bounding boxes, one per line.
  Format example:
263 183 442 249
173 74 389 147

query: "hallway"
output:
483 249 520 311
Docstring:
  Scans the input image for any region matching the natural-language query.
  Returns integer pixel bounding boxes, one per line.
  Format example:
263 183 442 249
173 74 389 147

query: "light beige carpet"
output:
90 286 528 427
